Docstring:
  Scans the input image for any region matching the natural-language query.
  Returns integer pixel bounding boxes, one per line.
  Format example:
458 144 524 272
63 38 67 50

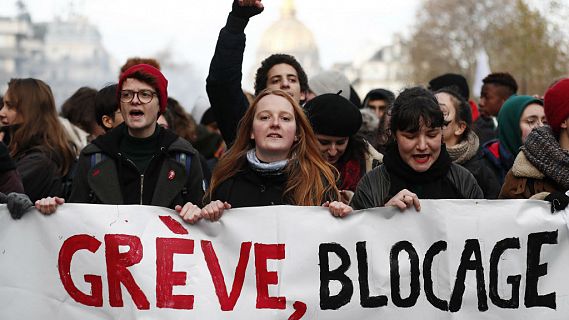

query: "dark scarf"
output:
336 157 363 191
383 142 459 200
0 143 16 172
522 126 569 189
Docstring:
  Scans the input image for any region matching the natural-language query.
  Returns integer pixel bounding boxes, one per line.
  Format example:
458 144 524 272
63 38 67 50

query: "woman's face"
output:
435 92 459 146
519 103 546 143
316 134 349 164
395 119 442 172
0 91 22 126
251 94 297 162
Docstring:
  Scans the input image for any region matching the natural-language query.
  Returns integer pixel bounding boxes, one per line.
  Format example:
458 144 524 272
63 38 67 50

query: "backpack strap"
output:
175 152 192 177
90 152 106 168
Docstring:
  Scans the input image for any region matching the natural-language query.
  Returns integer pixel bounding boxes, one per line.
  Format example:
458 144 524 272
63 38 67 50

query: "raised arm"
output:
206 0 264 145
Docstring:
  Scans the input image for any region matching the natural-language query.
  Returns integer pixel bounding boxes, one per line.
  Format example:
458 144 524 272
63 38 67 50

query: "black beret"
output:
305 93 362 137
428 73 470 100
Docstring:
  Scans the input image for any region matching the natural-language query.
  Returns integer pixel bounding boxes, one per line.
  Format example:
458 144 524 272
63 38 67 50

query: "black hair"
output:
482 72 518 96
363 88 395 107
435 87 472 141
390 87 444 133
254 54 309 96
60 86 98 134
95 84 118 130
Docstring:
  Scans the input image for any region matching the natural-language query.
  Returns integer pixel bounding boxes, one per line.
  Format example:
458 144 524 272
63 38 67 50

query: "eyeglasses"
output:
119 90 157 104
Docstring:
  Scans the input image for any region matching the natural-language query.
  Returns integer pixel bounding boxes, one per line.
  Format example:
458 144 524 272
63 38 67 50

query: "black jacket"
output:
69 124 204 209
206 13 251 146
212 164 288 208
14 147 64 202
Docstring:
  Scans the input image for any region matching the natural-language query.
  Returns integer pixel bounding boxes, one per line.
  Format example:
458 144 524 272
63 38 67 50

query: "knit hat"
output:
308 71 351 100
118 64 168 113
305 93 362 137
543 78 569 135
498 95 542 155
428 73 470 100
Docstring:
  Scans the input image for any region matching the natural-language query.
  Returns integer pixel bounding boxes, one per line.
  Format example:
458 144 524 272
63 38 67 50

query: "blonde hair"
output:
207 89 339 205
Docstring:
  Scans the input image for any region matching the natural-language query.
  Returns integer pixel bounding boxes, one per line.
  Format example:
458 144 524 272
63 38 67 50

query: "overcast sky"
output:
1 0 421 78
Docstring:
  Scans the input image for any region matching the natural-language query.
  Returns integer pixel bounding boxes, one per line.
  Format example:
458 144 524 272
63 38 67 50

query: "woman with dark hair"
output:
435 88 501 199
0 78 76 201
305 94 383 203
197 89 351 221
351 87 483 210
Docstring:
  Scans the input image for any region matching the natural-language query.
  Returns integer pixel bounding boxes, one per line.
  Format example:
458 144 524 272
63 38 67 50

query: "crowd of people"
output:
1 0 568 221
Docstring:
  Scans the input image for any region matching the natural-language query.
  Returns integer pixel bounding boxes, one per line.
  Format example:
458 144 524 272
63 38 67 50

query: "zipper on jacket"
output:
140 174 144 205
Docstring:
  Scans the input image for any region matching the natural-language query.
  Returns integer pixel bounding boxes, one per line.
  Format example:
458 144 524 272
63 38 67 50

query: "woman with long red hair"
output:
191 89 351 222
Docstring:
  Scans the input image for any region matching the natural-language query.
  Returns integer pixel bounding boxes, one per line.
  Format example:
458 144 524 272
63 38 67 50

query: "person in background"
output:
200 89 351 221
0 78 76 202
60 86 105 143
305 70 351 101
351 87 483 211
95 83 123 132
207 0 309 146
482 95 546 185
474 72 518 144
435 87 500 199
500 78 569 200
362 88 395 122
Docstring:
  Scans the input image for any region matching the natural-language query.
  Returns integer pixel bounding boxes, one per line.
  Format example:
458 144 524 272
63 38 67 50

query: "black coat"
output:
212 164 288 208
69 124 204 209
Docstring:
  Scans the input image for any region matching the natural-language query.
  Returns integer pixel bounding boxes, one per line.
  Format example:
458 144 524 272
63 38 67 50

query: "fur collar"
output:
511 152 544 179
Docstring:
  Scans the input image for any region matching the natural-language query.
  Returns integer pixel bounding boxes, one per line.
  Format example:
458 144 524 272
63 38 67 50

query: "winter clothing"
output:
69 124 204 208
543 78 569 135
498 95 542 157
499 126 569 199
544 191 569 213
447 131 500 199
0 192 33 220
305 93 363 137
118 64 168 113
481 139 514 185
428 73 470 100
473 115 497 145
351 143 483 209
0 143 24 194
14 147 66 202
206 10 253 146
308 71 351 100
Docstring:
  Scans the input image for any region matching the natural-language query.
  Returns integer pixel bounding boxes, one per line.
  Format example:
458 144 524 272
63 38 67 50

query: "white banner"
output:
1 200 569 319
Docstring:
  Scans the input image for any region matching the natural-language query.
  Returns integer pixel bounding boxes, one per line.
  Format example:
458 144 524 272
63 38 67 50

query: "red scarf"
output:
337 158 362 191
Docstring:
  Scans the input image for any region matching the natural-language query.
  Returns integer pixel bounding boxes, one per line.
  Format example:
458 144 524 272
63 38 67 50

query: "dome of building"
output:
255 0 321 77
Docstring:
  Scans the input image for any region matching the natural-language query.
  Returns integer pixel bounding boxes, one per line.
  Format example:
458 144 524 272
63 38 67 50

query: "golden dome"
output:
258 0 318 55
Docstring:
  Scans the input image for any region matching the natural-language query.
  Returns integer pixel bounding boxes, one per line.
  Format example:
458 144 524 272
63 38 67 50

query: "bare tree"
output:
406 0 568 95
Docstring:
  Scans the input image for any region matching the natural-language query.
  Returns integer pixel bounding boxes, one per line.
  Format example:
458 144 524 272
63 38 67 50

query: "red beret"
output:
544 78 569 135
118 64 168 113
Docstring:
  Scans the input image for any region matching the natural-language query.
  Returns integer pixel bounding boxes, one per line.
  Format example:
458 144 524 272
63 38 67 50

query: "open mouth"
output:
413 154 430 164
267 133 282 138
129 110 144 117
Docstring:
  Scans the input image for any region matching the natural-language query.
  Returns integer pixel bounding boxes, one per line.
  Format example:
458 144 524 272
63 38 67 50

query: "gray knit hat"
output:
308 70 351 100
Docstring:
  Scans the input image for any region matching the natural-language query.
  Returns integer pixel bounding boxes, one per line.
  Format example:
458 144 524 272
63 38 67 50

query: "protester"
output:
200 89 352 221
435 88 501 199
474 72 518 144
35 64 205 221
482 95 546 184
500 78 569 200
362 88 395 121
95 83 123 132
305 93 383 203
207 0 308 146
0 142 24 194
0 78 76 202
60 86 105 143
428 73 480 122
306 70 351 101
351 87 483 210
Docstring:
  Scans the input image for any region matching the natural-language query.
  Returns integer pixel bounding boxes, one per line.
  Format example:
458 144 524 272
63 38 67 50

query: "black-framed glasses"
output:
119 90 157 104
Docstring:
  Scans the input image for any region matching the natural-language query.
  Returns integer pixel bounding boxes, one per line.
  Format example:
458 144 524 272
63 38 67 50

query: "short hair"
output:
390 86 444 133
435 87 473 140
482 72 518 97
95 84 119 130
60 86 99 134
254 54 308 96
120 57 161 75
